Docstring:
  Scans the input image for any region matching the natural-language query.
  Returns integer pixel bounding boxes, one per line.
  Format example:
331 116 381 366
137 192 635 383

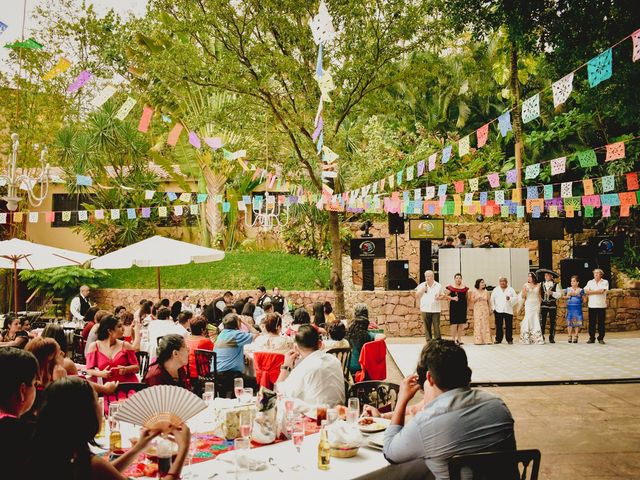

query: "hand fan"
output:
114 385 207 433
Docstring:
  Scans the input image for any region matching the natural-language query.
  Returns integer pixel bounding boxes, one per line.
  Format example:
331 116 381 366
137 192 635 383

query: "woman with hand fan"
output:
29 376 191 480
144 334 189 387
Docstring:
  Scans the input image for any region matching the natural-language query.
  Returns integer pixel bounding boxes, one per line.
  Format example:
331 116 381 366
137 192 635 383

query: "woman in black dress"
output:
445 273 469 345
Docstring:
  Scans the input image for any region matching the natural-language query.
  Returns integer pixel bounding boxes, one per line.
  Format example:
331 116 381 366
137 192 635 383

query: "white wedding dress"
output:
520 284 544 345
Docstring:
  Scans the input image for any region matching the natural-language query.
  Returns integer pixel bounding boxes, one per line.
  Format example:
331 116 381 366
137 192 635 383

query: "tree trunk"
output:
328 210 345 316
509 41 524 195
202 165 227 247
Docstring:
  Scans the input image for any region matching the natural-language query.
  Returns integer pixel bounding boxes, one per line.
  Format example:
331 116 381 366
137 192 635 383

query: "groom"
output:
540 272 562 343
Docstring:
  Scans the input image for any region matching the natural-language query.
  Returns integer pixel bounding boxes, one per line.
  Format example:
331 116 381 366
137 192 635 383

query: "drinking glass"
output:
347 397 359 424
240 387 253 404
108 401 120 429
234 437 251 480
290 416 305 471
239 410 252 439
284 397 294 413
316 404 328 426
203 382 215 406
234 378 244 402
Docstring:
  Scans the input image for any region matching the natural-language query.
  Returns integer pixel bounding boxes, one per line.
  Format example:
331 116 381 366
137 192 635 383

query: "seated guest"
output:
80 306 100 341
276 325 345 413
324 301 337 324
346 304 385 375
85 315 140 383
25 337 67 389
0 348 38 480
0 315 29 348
312 301 326 329
21 317 36 339
171 299 183 321
194 297 207 316
139 300 155 325
84 309 112 356
114 305 127 319
323 321 350 350
213 314 259 397
29 376 191 480
255 301 274 326
121 311 136 343
186 316 214 379
479 234 499 248
144 334 189 387
285 307 326 336
176 311 193 335
41 323 79 376
247 313 291 352
455 232 474 248
148 307 188 359
439 236 455 249
383 340 515 479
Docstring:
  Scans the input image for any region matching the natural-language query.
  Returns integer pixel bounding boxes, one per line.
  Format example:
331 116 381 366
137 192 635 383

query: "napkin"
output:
327 420 366 447
227 452 268 471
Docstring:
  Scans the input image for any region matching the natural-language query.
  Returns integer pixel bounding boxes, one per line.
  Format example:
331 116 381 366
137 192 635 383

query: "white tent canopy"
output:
90 235 225 297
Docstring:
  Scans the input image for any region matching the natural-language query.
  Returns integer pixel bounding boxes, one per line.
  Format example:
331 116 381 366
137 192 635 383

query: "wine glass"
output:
290 415 305 471
239 410 252 440
108 401 120 430
234 437 251 480
240 387 253 404
284 397 294 413
347 397 359 424
234 378 244 402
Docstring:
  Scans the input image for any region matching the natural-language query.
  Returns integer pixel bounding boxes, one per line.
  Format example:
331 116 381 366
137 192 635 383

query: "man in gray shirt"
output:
383 340 515 480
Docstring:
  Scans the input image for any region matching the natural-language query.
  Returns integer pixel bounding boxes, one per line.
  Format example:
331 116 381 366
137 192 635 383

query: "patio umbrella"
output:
535 268 559 281
90 235 225 298
0 238 95 313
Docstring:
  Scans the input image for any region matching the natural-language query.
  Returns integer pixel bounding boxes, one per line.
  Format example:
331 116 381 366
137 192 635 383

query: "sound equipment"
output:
349 238 386 259
564 216 583 234
589 235 624 256
386 260 413 290
560 258 595 288
529 218 565 240
362 259 375 291
419 240 433 283
388 213 405 235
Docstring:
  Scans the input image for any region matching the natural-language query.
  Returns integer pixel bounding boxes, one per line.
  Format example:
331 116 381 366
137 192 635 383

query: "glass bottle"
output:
109 420 122 451
317 420 330 470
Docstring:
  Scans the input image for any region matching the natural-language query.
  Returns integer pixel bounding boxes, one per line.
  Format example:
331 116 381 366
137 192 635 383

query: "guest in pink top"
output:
85 315 139 383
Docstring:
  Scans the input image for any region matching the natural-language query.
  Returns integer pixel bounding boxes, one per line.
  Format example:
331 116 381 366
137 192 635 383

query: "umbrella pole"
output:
156 266 161 299
13 261 18 313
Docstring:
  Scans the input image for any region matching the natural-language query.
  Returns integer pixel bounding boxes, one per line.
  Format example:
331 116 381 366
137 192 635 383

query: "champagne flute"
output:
290 416 305 471
239 410 252 440
347 397 359 424
234 377 244 402
203 382 215 405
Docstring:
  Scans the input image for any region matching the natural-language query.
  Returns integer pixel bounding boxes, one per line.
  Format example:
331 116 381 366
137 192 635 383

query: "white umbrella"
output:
90 235 225 298
0 238 95 312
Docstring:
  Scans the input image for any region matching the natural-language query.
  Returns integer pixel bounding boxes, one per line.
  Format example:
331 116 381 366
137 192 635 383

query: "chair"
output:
71 334 86 364
326 347 352 382
448 449 541 480
194 349 218 397
354 339 387 382
135 351 150 380
348 381 399 414
103 382 148 416
253 351 285 390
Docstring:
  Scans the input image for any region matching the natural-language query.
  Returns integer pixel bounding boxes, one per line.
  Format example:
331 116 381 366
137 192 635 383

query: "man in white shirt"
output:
415 270 446 341
69 285 92 322
148 307 189 359
276 325 345 414
584 268 609 344
490 277 517 344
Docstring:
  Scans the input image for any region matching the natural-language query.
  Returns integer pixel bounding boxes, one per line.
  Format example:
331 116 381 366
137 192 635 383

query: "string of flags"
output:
346 26 640 201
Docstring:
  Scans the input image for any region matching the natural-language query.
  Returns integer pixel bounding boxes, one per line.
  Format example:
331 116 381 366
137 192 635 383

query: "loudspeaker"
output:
560 258 594 288
386 260 409 290
388 213 405 234
565 216 583 234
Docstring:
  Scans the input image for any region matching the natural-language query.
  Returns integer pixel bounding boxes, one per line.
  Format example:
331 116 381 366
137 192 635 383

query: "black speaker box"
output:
565 216 583 234
388 213 405 235
386 260 409 290
560 258 595 288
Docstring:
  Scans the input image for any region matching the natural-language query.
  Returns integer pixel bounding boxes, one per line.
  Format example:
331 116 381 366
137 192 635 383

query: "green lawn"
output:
100 251 331 290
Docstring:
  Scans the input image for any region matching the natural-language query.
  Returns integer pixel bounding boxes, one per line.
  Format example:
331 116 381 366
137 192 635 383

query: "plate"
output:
358 417 390 433
367 432 385 450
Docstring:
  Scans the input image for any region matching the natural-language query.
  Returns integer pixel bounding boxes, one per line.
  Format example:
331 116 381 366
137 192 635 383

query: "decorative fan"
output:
114 385 207 433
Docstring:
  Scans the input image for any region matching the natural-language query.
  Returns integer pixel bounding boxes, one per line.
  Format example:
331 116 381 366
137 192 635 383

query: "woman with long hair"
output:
80 306 100 341
520 272 544 344
312 302 326 329
444 273 469 345
85 315 140 383
25 337 67 389
143 334 189 387
470 279 492 345
185 316 214 379
0 315 29 348
345 304 386 375
29 376 191 480
323 301 337 324
41 323 78 375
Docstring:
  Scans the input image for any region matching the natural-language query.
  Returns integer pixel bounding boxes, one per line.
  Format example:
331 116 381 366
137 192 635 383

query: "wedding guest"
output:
176 311 193 335
144 334 189 387
80 306 100 341
186 316 214 379
479 234 499 248
520 273 544 345
439 236 455 249
584 268 609 344
312 301 326 329
0 315 29 348
194 297 207 316
382 340 515 479
444 273 468 345
346 304 385 375
213 314 259 396
470 279 492 345
285 307 319 336
114 305 127 319
121 312 135 344
170 300 183 321
323 321 350 350
181 295 195 313
29 376 190 480
84 309 112 356
490 277 517 344
148 307 188 360
41 323 78 376
247 313 291 352
564 275 585 343
455 233 474 248
271 287 286 315
133 298 148 322
69 285 92 322
256 286 271 308
324 301 337 324
415 270 447 341
540 272 562 343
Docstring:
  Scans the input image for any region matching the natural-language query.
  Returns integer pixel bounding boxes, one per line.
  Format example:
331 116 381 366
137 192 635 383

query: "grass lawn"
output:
100 251 331 291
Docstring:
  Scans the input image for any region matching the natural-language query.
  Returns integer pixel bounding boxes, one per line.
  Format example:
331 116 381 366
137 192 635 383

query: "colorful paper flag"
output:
626 172 639 191
0 21 8 36
495 190 505 205
158 206 167 217
587 48 612 88
28 212 38 223
498 111 512 137
576 149 597 168
543 184 553 200
90 85 117 108
526 186 538 199
550 157 566 175
601 175 615 192
506 169 517 184
552 73 574 107
76 175 93 187
602 205 611 217
487 172 500 188
428 153 437 171
633 29 640 62
42 57 71 81
454 180 464 193
425 186 435 199
141 207 151 218
417 160 425 177
437 184 447 197
5 38 43 49
115 96 136 120
110 209 120 220
127 208 136 219
476 123 489 148
561 182 572 198
469 178 479 192
67 70 92 93
309 0 337 45
522 94 540 123
442 145 452 164
167 123 184 146
583 179 594 196
144 190 155 200
188 131 201 149
138 105 154 133
458 135 470 157
204 137 223 150
312 116 323 142
525 163 540 180
605 141 625 162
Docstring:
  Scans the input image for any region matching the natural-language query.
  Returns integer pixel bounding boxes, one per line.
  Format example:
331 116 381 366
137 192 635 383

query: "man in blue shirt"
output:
213 313 259 397
383 340 516 480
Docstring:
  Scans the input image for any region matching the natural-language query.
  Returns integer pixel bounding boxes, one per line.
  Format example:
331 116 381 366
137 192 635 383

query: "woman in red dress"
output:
185 316 214 379
85 315 139 383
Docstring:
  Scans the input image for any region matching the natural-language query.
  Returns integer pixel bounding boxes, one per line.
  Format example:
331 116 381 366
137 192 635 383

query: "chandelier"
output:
1 133 50 211
244 194 290 230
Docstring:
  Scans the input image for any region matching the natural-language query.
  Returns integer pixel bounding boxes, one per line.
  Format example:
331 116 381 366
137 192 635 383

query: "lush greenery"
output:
19 266 110 303
100 251 330 290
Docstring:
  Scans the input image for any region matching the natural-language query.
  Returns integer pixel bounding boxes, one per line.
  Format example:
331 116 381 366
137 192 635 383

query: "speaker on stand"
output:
388 213 405 260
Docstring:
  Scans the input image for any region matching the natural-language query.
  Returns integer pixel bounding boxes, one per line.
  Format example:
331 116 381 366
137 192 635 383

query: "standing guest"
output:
455 233 474 248
213 314 259 397
540 272 562 343
114 305 127 319
565 275 585 343
312 301 326 329
470 279 492 345
144 334 189 387
170 300 183 321
444 273 469 345
0 315 29 348
41 323 79 376
439 236 455 249
204 291 234 326
0 348 38 480
272 287 286 315
520 273 544 345
148 307 188 360
246 313 292 352
25 337 67 388
346 304 386 375
490 277 517 344
84 310 112 356
584 268 609 344
382 340 515 479
276 325 345 413
415 270 447 341
133 298 148 322
185 316 214 379
324 301 337 324
29 376 191 480
256 286 271 308
121 312 136 344
85 315 140 384
80 306 100 341
194 297 207 316
69 285 92 323
479 234 499 248
323 322 350 350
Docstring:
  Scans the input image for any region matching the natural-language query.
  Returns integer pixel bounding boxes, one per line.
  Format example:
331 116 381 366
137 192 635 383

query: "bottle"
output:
109 421 122 451
317 420 330 470
156 437 173 478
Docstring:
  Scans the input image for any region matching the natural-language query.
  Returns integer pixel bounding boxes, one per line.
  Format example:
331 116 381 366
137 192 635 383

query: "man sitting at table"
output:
383 340 515 480
148 307 188 360
276 325 345 414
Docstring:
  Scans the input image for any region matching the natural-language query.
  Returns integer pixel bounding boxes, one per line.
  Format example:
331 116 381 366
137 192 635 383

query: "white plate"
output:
368 432 385 449
358 417 390 433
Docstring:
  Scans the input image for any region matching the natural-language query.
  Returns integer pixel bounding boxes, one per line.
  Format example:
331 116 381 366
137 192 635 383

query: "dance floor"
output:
387 336 640 385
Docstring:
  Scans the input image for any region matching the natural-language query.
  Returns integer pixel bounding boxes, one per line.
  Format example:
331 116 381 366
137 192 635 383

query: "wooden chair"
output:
71 334 86 364
448 449 541 480
348 381 399 414
326 347 352 382
103 382 148 416
135 351 150 380
194 349 218 397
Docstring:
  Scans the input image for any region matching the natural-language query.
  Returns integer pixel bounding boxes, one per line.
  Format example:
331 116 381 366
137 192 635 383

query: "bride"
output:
520 272 544 344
